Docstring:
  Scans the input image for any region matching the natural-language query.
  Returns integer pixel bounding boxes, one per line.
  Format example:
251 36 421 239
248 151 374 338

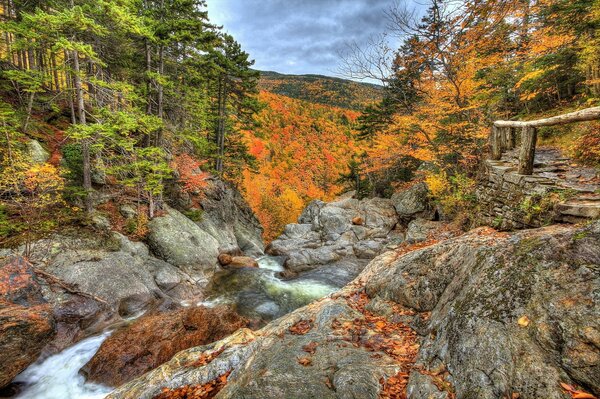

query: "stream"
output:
7 256 349 399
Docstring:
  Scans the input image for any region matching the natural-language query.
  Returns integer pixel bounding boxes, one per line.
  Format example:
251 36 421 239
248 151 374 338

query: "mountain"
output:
258 70 383 110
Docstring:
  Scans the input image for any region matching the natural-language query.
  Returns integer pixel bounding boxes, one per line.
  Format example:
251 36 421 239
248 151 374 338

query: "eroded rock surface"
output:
82 305 247 387
109 222 599 399
0 257 55 388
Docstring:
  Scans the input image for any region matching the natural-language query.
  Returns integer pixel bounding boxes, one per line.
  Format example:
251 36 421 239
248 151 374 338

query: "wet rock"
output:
81 305 247 387
391 182 435 221
0 257 55 389
228 256 259 268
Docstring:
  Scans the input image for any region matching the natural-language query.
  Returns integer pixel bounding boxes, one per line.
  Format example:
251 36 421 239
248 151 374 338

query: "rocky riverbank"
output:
108 221 600 399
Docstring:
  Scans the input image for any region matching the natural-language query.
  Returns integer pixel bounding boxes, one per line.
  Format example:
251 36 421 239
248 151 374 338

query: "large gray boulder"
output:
28 232 202 316
27 139 50 164
391 182 435 221
147 206 219 278
177 180 264 257
109 222 599 399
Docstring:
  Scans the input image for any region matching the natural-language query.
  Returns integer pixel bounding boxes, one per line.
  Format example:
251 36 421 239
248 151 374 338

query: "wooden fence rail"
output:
490 106 600 175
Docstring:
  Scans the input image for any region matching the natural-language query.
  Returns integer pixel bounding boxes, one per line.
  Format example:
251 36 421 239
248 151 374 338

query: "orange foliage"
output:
242 91 364 241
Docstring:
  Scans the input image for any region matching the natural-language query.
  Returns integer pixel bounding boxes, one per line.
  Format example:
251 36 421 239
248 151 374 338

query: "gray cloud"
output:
206 0 395 77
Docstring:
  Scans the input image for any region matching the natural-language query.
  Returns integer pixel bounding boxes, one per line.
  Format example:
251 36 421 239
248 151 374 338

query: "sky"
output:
206 0 399 79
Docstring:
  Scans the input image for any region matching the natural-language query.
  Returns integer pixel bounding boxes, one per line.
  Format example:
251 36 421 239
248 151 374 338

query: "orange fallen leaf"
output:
518 316 530 327
298 357 312 366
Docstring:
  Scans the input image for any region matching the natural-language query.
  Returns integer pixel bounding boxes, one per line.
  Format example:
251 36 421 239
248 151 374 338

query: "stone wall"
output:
476 160 563 230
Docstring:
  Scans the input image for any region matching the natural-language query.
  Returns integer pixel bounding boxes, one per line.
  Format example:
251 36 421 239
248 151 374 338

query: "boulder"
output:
27 140 50 164
191 180 265 257
405 218 442 243
391 182 435 221
0 257 55 388
147 206 219 276
31 232 201 316
228 256 259 268
82 305 247 387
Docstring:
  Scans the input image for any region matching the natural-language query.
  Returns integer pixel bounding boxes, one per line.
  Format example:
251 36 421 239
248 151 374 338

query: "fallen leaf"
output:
297 357 312 366
518 316 530 327
572 392 597 399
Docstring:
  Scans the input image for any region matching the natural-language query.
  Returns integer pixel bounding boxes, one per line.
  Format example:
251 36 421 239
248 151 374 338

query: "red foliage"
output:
171 154 210 194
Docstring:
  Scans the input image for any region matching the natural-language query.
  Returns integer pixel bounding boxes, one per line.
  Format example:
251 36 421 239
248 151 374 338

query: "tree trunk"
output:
72 49 92 213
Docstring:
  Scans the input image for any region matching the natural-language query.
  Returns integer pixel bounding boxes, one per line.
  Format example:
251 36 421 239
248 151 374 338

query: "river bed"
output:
7 256 349 399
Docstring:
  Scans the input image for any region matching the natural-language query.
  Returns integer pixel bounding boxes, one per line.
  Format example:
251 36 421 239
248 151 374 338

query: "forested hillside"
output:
258 70 383 110
242 91 362 240
0 0 259 247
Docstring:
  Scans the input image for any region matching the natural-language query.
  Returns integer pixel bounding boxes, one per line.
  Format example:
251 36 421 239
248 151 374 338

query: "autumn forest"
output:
0 0 599 398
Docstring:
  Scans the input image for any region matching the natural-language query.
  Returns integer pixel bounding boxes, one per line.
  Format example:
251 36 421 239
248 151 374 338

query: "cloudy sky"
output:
206 0 402 78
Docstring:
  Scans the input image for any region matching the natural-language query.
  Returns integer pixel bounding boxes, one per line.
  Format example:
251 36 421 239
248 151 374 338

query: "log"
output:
494 106 600 128
518 126 537 175
490 125 502 160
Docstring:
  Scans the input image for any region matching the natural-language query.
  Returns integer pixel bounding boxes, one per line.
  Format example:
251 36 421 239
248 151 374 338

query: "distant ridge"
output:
258 70 383 110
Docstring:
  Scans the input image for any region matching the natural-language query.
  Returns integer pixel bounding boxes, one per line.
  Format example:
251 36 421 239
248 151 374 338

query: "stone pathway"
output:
496 146 600 222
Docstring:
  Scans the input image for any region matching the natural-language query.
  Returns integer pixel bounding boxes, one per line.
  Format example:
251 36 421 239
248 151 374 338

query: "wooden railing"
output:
490 106 600 175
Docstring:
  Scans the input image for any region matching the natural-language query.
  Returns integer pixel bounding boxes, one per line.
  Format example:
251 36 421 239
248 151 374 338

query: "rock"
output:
268 196 400 275
366 224 600 399
119 204 137 219
27 140 50 164
405 218 442 243
147 206 219 277
353 240 384 259
90 214 111 231
228 256 259 268
391 182 435 221
31 233 201 316
108 222 600 399
91 156 106 185
0 257 55 388
352 216 364 225
218 253 233 266
188 180 265 257
82 305 247 387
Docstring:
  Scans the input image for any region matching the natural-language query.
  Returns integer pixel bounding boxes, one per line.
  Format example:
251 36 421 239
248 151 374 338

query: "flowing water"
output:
200 256 343 321
8 256 347 399
11 333 113 399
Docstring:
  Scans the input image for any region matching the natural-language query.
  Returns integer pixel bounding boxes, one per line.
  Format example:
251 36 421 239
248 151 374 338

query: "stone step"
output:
556 200 600 219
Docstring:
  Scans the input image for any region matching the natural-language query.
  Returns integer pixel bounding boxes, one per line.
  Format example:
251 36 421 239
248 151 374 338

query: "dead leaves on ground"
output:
561 382 597 399
332 290 421 399
187 348 225 368
153 371 231 399
288 319 313 335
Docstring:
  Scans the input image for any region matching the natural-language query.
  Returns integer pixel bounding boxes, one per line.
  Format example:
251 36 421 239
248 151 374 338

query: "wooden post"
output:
490 125 502 160
518 126 537 175
507 127 516 149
